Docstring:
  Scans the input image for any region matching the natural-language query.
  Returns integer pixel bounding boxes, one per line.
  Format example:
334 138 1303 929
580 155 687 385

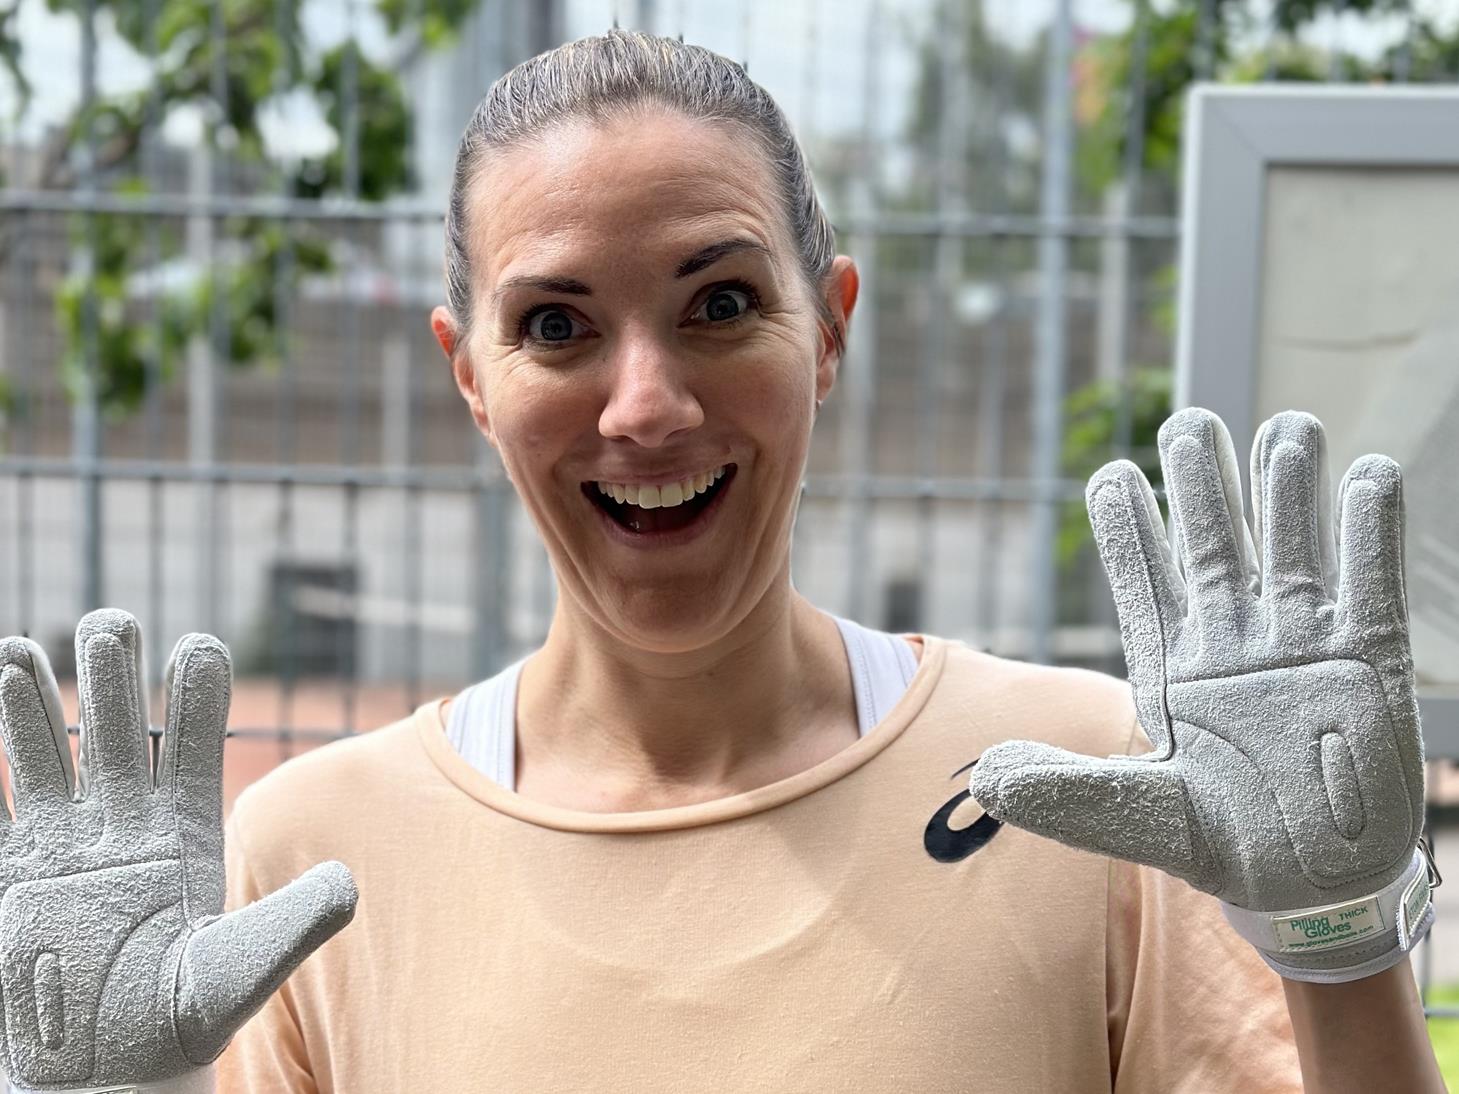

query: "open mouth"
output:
581 464 737 537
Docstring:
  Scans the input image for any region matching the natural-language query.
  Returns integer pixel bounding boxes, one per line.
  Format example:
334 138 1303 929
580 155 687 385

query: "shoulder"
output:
233 712 421 813
227 704 440 862
923 636 1139 758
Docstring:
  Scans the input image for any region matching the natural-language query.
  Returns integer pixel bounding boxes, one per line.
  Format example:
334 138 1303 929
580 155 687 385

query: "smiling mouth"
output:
582 464 737 535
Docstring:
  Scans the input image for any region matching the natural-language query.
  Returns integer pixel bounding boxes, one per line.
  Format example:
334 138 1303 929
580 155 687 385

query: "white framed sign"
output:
1176 85 1459 754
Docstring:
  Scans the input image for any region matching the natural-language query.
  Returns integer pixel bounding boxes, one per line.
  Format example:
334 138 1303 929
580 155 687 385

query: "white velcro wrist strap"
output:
1220 845 1437 985
9 1066 215 1094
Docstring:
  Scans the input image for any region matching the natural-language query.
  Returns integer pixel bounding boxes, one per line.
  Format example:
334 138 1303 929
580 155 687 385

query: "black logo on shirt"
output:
923 758 1002 863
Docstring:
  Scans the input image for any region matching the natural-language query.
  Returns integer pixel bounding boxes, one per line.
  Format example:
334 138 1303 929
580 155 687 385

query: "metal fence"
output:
3 0 1458 1013
0 0 1204 718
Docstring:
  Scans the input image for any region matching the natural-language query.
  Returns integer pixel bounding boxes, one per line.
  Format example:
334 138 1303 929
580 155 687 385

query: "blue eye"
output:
694 281 760 325
524 308 581 344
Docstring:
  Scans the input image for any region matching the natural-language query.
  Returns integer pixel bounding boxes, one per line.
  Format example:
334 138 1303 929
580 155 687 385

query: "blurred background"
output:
4 0 1459 1053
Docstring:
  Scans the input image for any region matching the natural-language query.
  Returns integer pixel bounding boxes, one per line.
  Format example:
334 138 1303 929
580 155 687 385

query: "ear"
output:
815 256 859 406
432 305 495 446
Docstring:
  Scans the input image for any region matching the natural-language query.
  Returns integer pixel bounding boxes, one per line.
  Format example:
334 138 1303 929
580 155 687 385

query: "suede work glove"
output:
969 408 1435 984
0 609 357 1091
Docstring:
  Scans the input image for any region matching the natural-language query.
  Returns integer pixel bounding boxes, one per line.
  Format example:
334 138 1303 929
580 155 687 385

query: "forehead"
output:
467 110 791 285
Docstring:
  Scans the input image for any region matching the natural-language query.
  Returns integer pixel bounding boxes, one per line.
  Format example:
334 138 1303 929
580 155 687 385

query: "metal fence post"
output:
914 0 970 634
471 464 512 680
74 0 103 615
187 139 218 633
841 0 883 624
1028 0 1076 665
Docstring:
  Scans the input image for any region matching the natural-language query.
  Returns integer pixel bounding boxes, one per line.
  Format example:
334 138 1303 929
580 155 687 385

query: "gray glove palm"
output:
0 609 356 1091
969 409 1432 983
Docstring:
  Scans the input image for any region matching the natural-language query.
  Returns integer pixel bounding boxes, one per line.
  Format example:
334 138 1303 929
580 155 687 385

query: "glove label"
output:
1399 867 1432 950
1271 896 1383 953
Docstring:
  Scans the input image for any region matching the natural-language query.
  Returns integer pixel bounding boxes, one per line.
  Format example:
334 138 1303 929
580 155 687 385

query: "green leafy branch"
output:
1 0 482 419
1076 0 1452 199
1058 366 1172 570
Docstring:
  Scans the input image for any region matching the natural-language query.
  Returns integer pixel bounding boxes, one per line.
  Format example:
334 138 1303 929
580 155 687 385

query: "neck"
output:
513 582 857 812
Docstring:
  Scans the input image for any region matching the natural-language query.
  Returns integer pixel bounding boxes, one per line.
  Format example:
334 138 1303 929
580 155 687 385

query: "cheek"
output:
484 358 593 452
716 328 819 420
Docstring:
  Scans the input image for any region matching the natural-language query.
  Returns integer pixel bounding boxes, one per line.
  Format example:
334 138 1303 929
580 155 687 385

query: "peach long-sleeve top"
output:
216 635 1302 1093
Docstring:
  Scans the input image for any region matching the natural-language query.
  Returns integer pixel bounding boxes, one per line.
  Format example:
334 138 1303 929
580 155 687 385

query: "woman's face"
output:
435 109 857 653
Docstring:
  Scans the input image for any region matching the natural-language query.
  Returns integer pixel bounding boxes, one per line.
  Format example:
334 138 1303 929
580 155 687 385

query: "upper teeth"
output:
597 465 727 509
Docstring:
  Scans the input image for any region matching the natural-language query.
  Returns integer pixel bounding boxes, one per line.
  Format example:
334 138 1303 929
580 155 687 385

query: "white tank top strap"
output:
448 616 919 790
827 613 920 738
445 655 527 790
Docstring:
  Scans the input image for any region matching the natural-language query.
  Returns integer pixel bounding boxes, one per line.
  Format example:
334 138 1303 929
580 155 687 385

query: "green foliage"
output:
890 0 1459 581
56 256 189 418
192 223 334 369
50 197 337 416
905 3 1045 215
53 178 191 417
4 0 480 419
1075 7 1227 202
0 373 17 435
1424 982 1459 1087
1057 367 1172 569
377 0 479 49
1267 0 1408 34
905 1 1445 218
1399 20 1459 77
0 1 27 141
293 43 414 200
1077 0 1459 198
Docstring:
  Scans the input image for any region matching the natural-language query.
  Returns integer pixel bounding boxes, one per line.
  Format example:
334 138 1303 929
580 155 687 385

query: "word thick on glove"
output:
970 408 1433 984
0 609 357 1091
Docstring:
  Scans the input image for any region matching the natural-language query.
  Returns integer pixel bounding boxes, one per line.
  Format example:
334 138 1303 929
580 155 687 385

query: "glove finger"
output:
74 609 152 808
1159 408 1259 611
1335 454 1407 636
1252 411 1336 603
175 860 358 1064
969 739 1210 886
0 637 76 816
1086 461 1184 746
1250 415 1271 576
156 632 232 918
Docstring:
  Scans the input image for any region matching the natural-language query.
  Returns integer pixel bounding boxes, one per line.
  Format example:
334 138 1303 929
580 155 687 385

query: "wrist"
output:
1219 841 1438 985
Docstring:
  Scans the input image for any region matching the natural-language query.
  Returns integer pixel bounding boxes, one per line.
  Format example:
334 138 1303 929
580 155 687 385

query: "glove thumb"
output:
970 740 1217 888
174 860 358 1063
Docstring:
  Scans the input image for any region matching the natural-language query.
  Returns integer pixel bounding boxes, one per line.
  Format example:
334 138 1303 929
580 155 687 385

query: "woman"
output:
0 29 1443 1094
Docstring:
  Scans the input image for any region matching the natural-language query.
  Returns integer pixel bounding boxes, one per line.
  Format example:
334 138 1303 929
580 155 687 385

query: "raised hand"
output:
0 609 356 1090
969 408 1432 983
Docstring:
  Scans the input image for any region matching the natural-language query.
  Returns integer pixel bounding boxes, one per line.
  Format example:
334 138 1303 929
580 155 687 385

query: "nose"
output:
597 329 704 447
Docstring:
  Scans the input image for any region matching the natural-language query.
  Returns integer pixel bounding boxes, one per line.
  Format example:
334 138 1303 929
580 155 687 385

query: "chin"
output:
600 584 755 654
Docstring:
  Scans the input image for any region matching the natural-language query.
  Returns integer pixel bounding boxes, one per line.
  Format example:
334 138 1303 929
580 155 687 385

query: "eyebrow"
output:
493 274 592 301
674 237 771 278
492 237 771 303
